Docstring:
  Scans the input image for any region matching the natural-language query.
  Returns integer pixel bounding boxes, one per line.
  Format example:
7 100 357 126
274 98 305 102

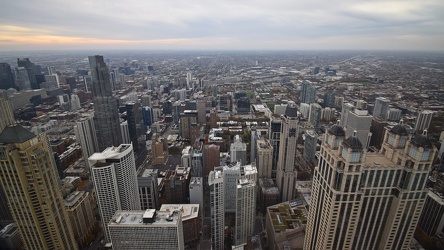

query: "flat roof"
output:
109 210 180 226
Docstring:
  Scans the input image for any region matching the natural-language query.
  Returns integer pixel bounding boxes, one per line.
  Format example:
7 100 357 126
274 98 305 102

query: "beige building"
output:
152 133 169 165
64 191 97 247
304 123 437 250
160 204 201 245
0 125 78 250
256 139 273 179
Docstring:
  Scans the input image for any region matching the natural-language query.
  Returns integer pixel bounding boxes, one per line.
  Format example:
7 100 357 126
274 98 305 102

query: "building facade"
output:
256 139 273 179
234 178 256 246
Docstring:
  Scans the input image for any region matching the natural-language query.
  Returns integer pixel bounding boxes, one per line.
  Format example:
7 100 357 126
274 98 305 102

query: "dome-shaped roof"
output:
328 124 345 137
389 119 408 136
343 132 363 150
411 130 433 148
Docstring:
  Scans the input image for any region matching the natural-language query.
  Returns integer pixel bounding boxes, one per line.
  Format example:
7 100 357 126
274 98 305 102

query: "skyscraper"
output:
269 118 281 181
308 103 322 129
414 110 434 133
256 139 273 179
323 91 335 108
209 170 225 250
89 55 123 151
303 130 318 163
373 97 390 120
234 178 256 246
74 114 99 169
300 80 316 104
138 169 160 210
0 63 15 90
340 102 354 127
17 58 38 89
0 125 78 250
230 135 247 165
277 102 299 201
345 109 373 148
304 123 436 249
89 144 140 242
203 144 220 184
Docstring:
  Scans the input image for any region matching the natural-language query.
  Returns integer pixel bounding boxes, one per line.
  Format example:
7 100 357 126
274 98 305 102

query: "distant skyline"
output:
1 0 444 51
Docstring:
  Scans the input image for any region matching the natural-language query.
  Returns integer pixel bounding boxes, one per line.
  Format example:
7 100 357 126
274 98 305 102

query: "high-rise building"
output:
89 144 140 242
0 63 15 90
15 67 31 90
387 108 402 121
209 170 225 250
180 110 198 141
417 190 444 237
0 223 22 250
160 204 201 245
159 166 191 204
277 102 299 201
189 177 204 211
152 134 169 165
125 102 146 161
197 99 206 124
0 98 14 133
89 55 123 151
230 135 247 165
321 107 336 122
0 125 78 249
142 106 154 127
308 103 322 128
303 130 318 163
108 209 184 250
323 91 335 108
138 169 160 210
209 108 218 129
369 117 390 150
414 110 434 133
256 139 273 179
300 81 316 104
340 102 354 127
269 118 282 181
373 97 390 120
234 178 256 246
304 122 437 250
345 109 373 148
203 144 220 184
17 58 38 89
74 114 99 169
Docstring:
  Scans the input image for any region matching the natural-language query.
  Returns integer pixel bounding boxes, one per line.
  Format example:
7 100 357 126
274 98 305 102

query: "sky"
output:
1 0 444 51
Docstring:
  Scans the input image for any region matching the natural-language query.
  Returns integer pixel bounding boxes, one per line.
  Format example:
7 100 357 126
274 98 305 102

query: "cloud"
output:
0 0 443 50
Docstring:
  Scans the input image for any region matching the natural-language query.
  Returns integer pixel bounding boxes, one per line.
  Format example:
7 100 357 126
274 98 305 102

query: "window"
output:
387 134 395 145
421 150 430 161
350 152 361 163
408 147 417 158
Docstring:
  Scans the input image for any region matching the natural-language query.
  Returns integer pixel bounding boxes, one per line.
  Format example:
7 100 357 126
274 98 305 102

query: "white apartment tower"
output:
414 110 434 133
89 144 140 243
304 122 436 250
74 114 99 169
373 97 390 120
209 170 225 250
234 178 256 246
277 101 300 202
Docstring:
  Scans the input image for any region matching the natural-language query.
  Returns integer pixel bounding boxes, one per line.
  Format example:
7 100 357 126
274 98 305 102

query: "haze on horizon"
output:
1 0 444 52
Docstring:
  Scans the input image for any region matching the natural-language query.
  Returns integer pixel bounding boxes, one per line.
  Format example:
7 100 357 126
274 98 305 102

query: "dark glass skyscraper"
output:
89 55 123 151
17 58 38 89
0 63 15 90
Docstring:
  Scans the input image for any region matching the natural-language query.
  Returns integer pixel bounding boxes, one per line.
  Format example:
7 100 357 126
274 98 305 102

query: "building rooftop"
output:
109 210 181 226
64 190 86 208
0 125 35 144
267 201 307 233
159 204 199 221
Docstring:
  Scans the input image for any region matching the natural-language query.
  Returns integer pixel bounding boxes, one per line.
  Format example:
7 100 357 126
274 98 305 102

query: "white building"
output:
120 121 131 144
373 97 390 120
70 94 81 111
108 209 184 250
189 177 204 212
209 170 225 250
345 109 373 148
74 114 99 169
415 110 434 133
340 102 354 127
234 178 256 246
89 144 140 243
230 135 247 166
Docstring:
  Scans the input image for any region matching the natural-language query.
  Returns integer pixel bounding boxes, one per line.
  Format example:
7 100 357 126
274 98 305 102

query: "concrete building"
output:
345 109 373 148
0 224 22 250
197 99 207 124
203 144 220 184
209 170 225 250
304 122 437 250
0 63 15 90
266 201 307 250
74 114 99 169
300 80 316 104
303 130 318 163
321 107 336 122
0 125 78 250
0 98 14 134
277 102 300 202
256 139 273 179
258 179 280 214
417 190 444 237
230 135 247 165
138 169 160 210
323 91 335 108
189 177 204 212
160 204 201 245
415 110 434 133
340 102 354 127
387 108 402 121
299 103 310 119
64 191 96 248
17 58 37 89
369 118 390 149
234 178 256 246
308 103 322 128
159 166 191 205
269 118 282 182
108 209 184 250
89 144 140 242
180 110 198 140
152 134 169 165
373 97 390 120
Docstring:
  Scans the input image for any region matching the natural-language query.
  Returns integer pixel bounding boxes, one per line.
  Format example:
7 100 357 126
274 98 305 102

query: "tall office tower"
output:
0 98 14 133
89 55 123 151
304 123 436 250
109 71 116 90
197 99 206 124
141 94 151 107
47 66 56 75
119 73 126 87
74 114 99 169
345 109 373 148
321 107 336 122
414 110 434 133
0 125 78 250
355 100 367 110
308 103 322 128
386 109 401 122
269 118 282 181
373 97 390 120
189 177 204 211
108 210 185 250
125 102 145 160
230 135 247 165
160 204 201 245
180 110 198 140
17 58 37 89
209 108 218 128
234 178 256 246
70 94 81 111
417 190 444 237
277 102 300 202
15 67 31 90
191 145 203 177
299 103 309 119
83 75 92 92
303 130 318 163
335 96 344 108
89 144 140 242
44 74 60 89
120 121 130 144
138 169 159 210
209 170 225 250
0 63 15 90
186 72 192 90
369 118 389 149
323 91 335 108
300 80 316 104
152 134 169 165
203 144 220 184
256 139 273 179
64 191 96 248
340 102 354 127
142 106 154 127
